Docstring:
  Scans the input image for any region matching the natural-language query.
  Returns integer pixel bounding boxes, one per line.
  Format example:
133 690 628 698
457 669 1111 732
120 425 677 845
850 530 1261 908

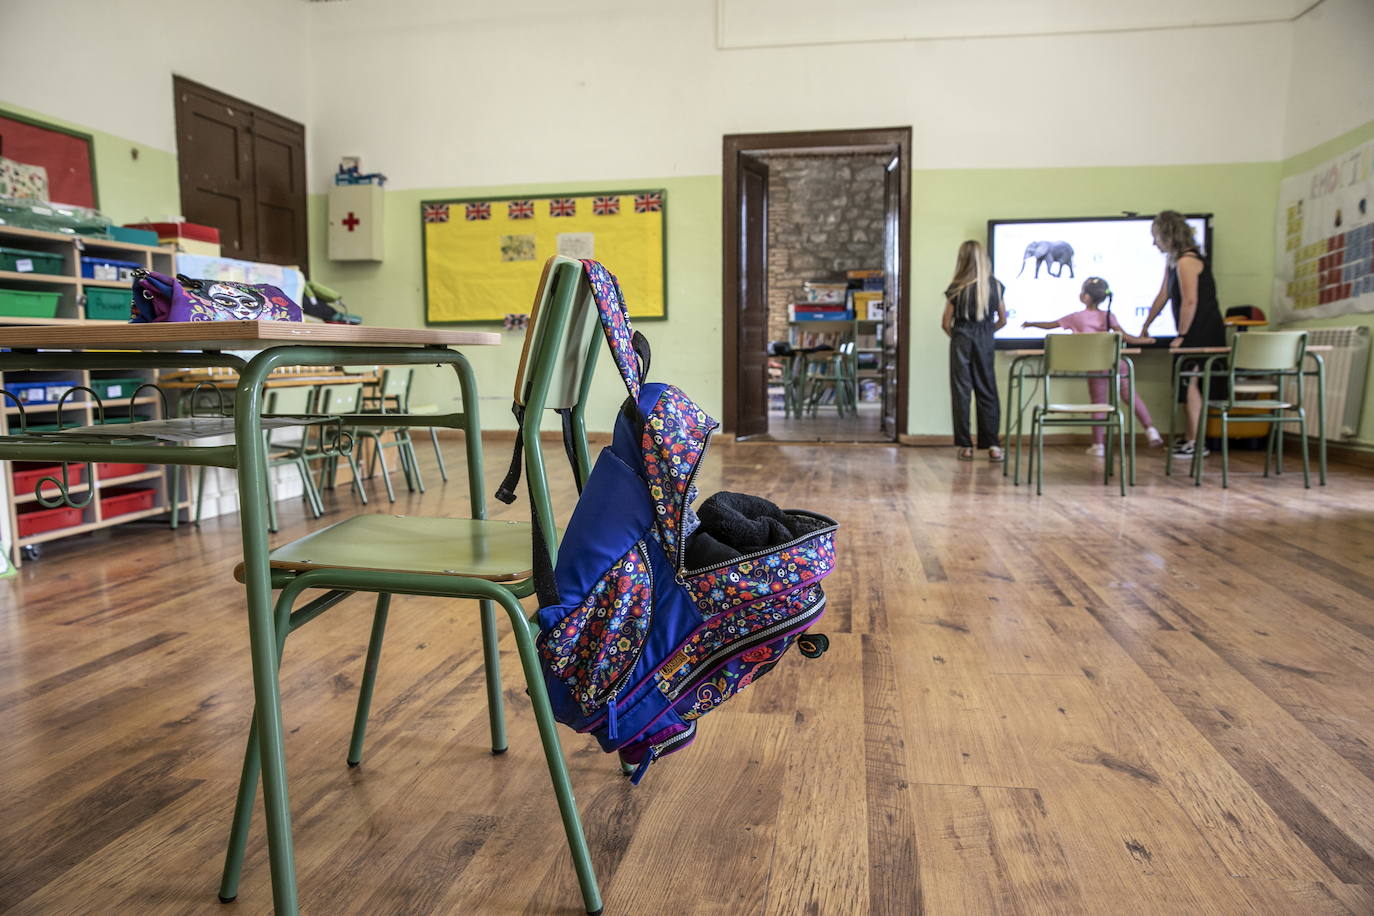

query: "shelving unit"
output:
0 225 181 565
0 224 174 323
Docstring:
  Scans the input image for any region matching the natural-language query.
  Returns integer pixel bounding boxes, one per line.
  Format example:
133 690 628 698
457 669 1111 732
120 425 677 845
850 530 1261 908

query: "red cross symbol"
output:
342 212 360 232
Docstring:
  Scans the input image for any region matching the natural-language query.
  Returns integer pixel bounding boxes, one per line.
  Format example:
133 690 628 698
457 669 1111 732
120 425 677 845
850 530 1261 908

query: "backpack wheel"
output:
797 633 829 658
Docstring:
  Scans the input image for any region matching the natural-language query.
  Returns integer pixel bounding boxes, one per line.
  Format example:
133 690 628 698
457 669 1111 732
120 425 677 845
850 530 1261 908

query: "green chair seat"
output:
1206 398 1292 411
1045 401 1114 413
257 514 538 581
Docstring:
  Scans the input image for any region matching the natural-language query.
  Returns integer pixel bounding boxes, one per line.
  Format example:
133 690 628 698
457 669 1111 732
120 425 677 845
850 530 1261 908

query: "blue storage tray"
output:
80 256 142 281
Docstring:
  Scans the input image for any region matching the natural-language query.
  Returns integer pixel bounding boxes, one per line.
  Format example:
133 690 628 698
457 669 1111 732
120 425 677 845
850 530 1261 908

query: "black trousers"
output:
950 329 1000 449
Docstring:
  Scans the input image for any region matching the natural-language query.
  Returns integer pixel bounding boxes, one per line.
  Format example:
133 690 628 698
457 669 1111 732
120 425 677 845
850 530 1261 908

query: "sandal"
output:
957 448 975 461
988 446 1005 463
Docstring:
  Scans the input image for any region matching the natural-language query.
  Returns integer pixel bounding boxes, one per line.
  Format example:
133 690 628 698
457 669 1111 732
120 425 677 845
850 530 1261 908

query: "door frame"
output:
721 126 911 437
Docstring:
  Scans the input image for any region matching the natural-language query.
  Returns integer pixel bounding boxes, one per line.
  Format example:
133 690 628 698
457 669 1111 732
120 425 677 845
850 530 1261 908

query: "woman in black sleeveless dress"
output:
1141 211 1225 460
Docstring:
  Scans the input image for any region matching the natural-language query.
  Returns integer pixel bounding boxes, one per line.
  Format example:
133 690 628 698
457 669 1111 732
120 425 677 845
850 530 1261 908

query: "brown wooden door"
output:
881 154 901 438
173 77 308 272
736 154 770 439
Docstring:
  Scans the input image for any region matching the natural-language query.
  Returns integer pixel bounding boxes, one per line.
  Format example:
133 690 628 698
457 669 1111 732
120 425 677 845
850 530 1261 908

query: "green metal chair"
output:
1028 332 1127 496
309 382 371 505
1194 330 1310 488
216 255 605 914
192 386 325 532
352 366 427 501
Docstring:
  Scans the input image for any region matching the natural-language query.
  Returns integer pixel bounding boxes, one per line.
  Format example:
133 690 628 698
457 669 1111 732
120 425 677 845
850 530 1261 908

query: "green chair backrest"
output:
316 383 363 414
379 367 414 409
1044 332 1121 405
1232 330 1306 371
264 387 313 448
511 256 604 565
266 385 313 415
513 255 602 412
1044 332 1120 373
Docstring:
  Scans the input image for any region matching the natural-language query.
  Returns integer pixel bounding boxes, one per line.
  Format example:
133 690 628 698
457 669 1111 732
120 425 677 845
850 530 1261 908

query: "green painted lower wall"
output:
1275 119 1374 449
0 100 179 224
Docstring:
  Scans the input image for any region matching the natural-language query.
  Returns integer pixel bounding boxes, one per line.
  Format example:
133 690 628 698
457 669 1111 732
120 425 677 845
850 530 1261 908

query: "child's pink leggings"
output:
1087 371 1153 445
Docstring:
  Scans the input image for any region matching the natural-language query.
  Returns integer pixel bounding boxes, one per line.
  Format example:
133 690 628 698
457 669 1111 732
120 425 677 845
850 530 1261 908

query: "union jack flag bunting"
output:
633 192 663 213
593 196 620 216
465 202 492 221
549 198 576 218
422 204 450 223
507 199 534 220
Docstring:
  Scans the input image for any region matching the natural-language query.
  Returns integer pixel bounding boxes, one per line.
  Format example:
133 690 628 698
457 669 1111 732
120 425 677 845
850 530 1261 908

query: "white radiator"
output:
1287 326 1370 440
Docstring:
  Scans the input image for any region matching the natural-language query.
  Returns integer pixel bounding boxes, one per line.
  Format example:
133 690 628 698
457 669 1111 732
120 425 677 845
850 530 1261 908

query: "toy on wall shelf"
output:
334 156 387 187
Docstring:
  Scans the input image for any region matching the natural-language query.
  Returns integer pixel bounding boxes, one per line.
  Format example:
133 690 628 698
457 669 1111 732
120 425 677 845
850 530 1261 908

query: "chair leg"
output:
218 587 299 904
429 428 449 482
1118 416 1127 497
1220 414 1230 489
497 593 603 915
481 599 507 754
347 594 391 766
1264 424 1275 477
369 434 397 502
1035 415 1045 496
297 457 324 518
195 465 208 526
266 472 279 533
1299 411 1311 489
344 450 369 506
400 432 426 494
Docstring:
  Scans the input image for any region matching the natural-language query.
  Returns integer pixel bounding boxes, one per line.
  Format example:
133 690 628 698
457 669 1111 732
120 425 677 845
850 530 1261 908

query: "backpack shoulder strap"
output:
582 259 651 401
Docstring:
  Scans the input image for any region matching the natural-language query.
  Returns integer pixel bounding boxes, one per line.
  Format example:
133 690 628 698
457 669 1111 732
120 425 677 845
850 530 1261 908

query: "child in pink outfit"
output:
1023 277 1164 454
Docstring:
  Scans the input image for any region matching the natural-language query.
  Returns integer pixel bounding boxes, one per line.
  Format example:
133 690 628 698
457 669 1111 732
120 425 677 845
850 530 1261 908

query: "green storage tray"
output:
0 288 60 318
0 246 65 275
89 378 145 400
85 287 133 320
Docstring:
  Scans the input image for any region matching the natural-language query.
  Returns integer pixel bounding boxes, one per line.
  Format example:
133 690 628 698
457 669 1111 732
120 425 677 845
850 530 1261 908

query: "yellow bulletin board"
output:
422 190 667 324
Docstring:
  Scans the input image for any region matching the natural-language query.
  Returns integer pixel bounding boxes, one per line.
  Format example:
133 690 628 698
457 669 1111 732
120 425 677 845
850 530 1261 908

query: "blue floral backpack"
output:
499 259 838 783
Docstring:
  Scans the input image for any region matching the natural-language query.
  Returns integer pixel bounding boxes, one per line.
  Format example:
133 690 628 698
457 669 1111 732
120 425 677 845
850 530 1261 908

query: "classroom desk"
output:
1003 347 1142 487
0 321 500 915
1165 344 1331 485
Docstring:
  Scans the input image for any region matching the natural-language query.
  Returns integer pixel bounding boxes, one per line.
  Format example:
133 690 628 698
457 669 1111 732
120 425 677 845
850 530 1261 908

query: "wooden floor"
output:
2 439 1374 914
764 401 890 442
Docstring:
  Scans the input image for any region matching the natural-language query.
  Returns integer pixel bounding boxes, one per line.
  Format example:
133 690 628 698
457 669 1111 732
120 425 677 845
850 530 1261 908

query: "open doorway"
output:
722 128 910 442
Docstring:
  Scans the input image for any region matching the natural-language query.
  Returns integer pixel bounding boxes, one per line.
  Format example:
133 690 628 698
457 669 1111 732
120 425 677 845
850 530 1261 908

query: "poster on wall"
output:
1273 140 1374 322
422 190 667 324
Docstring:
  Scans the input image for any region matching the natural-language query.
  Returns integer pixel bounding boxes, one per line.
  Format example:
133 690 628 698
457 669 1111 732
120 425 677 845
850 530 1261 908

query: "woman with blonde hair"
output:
1140 211 1226 460
942 239 1008 461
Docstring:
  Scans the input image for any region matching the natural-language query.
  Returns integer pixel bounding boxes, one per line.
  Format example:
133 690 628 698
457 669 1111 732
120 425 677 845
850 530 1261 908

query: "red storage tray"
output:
16 504 84 538
99 486 157 518
96 462 149 480
12 462 85 495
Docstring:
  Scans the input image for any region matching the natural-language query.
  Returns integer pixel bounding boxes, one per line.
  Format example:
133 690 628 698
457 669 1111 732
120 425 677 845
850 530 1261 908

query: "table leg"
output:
1165 356 1180 476
1003 363 1018 479
235 354 299 915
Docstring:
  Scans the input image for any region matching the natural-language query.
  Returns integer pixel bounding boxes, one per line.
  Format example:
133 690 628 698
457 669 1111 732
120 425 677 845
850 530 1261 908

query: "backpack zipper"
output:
589 539 654 738
630 720 697 785
665 592 826 702
679 510 839 577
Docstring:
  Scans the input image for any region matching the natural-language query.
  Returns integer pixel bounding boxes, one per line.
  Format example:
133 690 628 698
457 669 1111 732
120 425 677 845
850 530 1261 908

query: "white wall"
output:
0 0 312 154
1282 0 1374 157
308 0 1292 191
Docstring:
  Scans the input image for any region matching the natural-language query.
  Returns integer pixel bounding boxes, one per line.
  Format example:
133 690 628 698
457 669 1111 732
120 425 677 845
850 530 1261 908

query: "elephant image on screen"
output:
1017 240 1075 279
989 215 1209 346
